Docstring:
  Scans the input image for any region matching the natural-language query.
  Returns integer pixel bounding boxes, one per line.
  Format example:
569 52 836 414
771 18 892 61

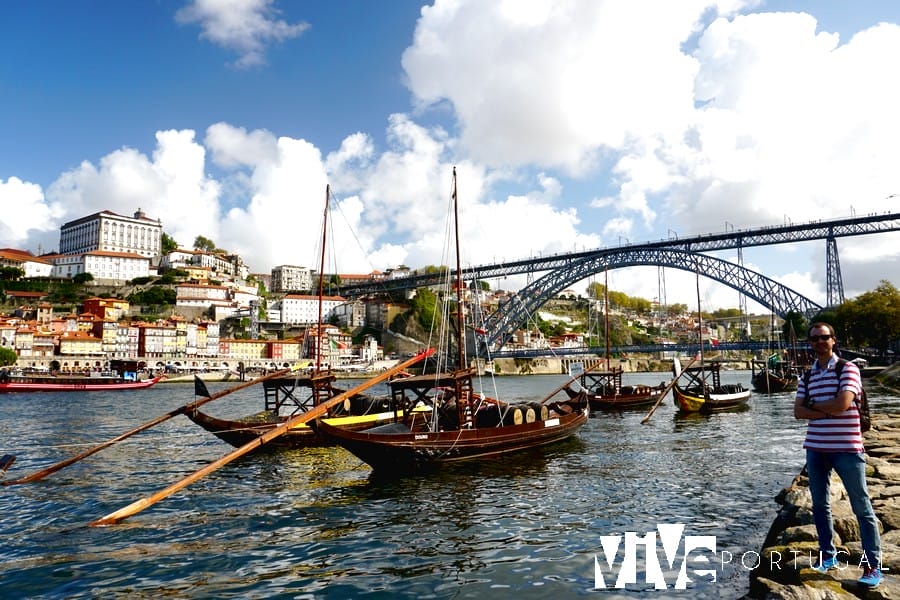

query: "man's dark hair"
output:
807 321 836 339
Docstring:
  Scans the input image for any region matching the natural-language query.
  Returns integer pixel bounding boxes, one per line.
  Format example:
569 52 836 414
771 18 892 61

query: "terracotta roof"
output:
0 248 53 264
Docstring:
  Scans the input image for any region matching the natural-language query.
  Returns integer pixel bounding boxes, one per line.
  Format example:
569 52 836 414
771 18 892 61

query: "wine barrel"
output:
529 402 549 421
347 395 384 415
475 404 502 428
500 405 524 426
520 404 537 424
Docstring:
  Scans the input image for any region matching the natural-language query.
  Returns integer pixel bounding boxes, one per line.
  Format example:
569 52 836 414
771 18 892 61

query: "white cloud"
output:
176 0 309 68
6 1 900 314
0 177 61 251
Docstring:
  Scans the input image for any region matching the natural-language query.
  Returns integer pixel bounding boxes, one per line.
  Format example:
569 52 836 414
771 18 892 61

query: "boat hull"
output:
673 384 750 413
184 407 406 449
571 385 661 411
315 399 590 473
0 375 163 393
751 369 798 394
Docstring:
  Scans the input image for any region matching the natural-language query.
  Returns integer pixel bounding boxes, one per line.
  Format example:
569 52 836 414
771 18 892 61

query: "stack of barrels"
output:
474 402 550 427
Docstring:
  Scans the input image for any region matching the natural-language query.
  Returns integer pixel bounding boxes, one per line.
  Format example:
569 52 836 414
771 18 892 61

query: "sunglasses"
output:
808 334 833 342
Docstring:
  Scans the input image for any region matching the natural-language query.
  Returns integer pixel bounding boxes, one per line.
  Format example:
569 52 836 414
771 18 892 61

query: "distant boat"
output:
0 370 162 393
564 269 664 411
564 363 664 410
750 358 798 393
672 357 751 413
671 261 750 414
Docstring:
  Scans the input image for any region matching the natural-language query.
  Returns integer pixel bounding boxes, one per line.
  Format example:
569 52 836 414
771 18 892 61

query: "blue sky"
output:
2 0 900 312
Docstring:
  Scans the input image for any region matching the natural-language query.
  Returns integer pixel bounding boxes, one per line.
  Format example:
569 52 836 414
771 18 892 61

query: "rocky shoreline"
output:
746 368 900 599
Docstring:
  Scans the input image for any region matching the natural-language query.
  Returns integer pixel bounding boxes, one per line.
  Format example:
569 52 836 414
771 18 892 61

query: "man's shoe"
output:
812 555 839 573
858 568 883 588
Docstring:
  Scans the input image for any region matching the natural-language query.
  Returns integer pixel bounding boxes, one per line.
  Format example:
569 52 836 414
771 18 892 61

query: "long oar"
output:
640 354 699 425
2 367 299 486
90 349 435 526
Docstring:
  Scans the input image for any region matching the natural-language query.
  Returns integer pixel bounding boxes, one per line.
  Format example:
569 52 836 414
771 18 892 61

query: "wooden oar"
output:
640 354 699 425
2 367 299 486
90 348 435 526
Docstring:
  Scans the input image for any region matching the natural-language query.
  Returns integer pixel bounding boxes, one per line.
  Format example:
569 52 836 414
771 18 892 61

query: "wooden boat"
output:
184 371 402 448
183 187 400 448
563 364 663 410
316 369 588 473
750 358 798 393
563 271 663 411
671 357 750 413
0 369 162 393
315 168 589 474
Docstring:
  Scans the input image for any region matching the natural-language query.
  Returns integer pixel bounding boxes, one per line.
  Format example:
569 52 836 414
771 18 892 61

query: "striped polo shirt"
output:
798 356 864 453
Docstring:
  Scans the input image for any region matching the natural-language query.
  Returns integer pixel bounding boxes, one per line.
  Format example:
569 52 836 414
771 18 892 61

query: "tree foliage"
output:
127 286 176 306
0 266 25 281
161 232 178 254
0 346 17 366
834 280 900 355
193 235 218 252
408 287 441 332
73 272 94 285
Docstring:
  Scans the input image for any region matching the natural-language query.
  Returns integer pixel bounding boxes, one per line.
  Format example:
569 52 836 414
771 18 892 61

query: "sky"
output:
2 0 900 314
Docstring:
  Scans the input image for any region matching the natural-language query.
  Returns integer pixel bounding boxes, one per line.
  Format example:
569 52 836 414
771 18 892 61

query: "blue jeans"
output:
806 450 881 569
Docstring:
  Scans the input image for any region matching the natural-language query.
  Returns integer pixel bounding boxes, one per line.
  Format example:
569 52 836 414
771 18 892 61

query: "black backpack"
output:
802 359 870 432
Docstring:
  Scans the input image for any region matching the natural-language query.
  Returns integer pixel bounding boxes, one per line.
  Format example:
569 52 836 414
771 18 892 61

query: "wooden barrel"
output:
529 402 549 421
475 404 502 428
346 395 384 415
520 403 536 424
441 402 461 430
500 405 524 426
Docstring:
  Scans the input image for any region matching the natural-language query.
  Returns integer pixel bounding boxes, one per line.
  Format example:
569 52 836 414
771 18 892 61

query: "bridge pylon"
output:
826 236 845 308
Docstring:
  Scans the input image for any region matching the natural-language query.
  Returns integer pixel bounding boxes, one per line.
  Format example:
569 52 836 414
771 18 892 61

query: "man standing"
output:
794 322 882 588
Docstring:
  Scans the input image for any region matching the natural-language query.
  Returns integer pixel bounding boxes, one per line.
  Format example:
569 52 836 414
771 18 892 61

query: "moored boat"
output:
315 168 589 474
564 363 664 410
184 371 403 448
750 358 798 393
672 357 750 413
316 368 588 473
0 369 162 393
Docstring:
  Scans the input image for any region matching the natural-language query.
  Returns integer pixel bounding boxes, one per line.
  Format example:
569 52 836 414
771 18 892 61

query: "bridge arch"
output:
481 248 822 351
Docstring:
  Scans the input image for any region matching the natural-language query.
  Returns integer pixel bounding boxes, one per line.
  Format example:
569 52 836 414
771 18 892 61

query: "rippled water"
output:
1 372 898 599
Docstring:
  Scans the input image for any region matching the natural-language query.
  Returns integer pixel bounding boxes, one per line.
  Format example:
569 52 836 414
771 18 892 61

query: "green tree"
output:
781 311 807 344
128 286 176 306
193 235 217 252
835 280 900 356
0 346 17 366
161 232 178 254
409 287 441 331
0 266 25 281
73 272 94 285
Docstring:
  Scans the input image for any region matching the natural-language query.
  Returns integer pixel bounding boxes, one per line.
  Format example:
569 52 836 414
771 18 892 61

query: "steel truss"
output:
480 249 823 352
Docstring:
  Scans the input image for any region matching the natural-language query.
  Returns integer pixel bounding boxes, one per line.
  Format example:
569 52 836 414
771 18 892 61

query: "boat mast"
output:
604 267 611 371
316 185 330 374
695 257 705 370
452 167 465 370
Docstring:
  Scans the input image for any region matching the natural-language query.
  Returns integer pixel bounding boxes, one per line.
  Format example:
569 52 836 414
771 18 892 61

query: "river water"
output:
1 371 898 599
